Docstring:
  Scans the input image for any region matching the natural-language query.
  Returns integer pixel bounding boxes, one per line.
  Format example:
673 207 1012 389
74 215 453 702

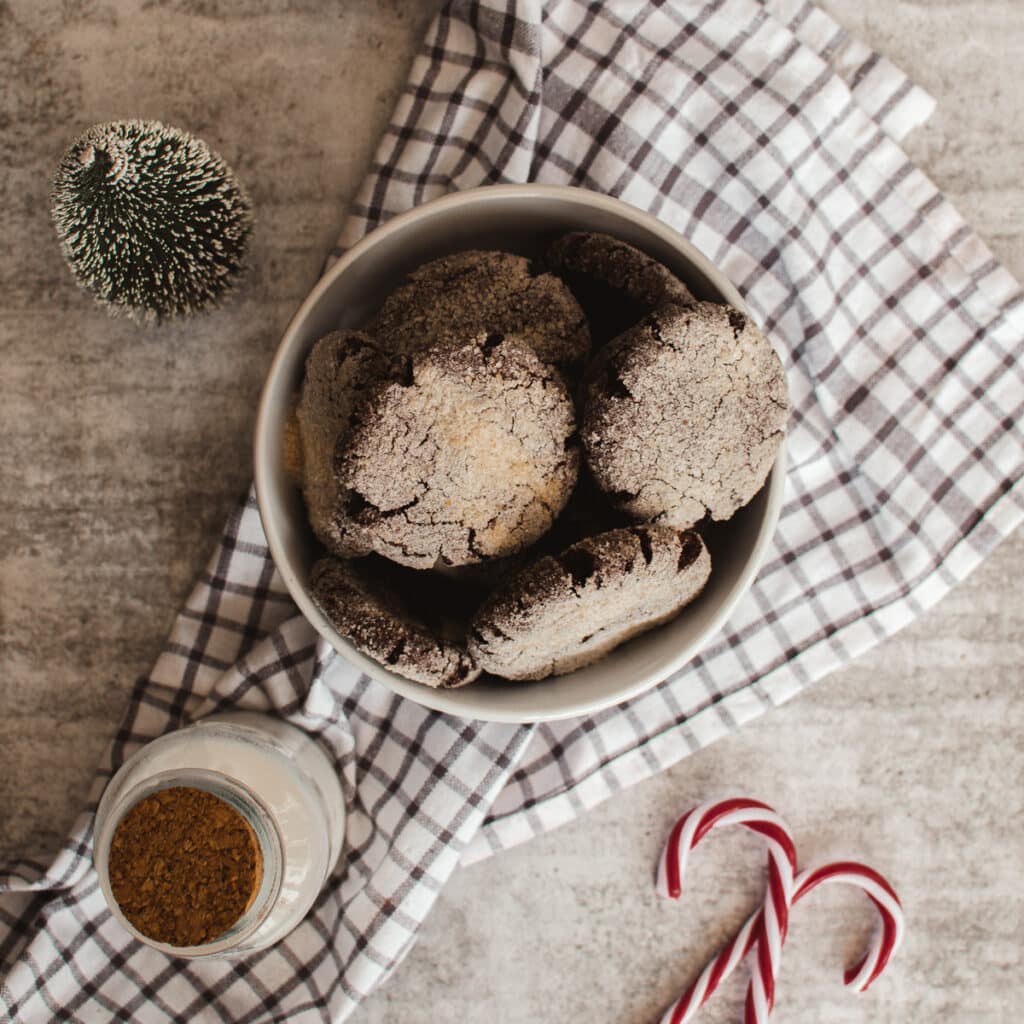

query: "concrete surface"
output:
1 1 1021 1022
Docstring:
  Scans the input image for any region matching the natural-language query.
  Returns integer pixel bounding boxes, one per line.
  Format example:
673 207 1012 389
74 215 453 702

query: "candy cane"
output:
656 798 798 1024
659 859 904 1024
785 861 905 993
658 910 761 1024
743 860 905 1022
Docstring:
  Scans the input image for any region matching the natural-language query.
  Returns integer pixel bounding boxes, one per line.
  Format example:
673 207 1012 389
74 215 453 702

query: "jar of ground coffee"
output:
93 711 345 957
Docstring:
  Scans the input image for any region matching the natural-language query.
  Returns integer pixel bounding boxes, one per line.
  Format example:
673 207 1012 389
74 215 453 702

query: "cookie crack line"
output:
635 528 654 565
727 307 747 338
348 492 421 522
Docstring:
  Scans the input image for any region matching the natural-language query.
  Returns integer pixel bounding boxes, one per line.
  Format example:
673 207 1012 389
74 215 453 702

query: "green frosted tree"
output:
51 120 253 321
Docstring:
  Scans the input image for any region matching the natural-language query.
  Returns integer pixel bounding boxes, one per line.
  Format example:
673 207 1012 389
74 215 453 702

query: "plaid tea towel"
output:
3 1 1023 1021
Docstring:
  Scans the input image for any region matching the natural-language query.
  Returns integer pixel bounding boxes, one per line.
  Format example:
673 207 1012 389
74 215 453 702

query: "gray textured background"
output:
1 2 1021 1021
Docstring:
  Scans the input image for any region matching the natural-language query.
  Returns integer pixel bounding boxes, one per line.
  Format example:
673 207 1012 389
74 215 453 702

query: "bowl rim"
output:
254 183 787 723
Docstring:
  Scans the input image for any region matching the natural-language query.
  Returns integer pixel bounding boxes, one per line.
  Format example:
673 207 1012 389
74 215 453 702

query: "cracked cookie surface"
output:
469 525 711 680
583 302 789 528
546 231 695 346
547 231 694 308
335 333 580 569
372 249 590 368
296 330 392 557
311 557 480 688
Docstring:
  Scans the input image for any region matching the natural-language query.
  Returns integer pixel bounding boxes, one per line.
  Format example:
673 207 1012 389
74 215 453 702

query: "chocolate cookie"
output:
296 330 391 557
336 333 580 569
373 250 590 367
545 232 695 346
469 525 711 680
310 557 480 689
583 302 788 529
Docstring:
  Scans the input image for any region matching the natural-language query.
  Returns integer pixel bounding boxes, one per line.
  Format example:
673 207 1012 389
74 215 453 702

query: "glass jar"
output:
93 711 345 957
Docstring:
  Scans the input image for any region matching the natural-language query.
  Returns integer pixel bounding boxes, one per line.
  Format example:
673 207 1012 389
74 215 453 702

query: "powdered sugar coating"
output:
296 330 392 557
373 250 590 367
310 558 480 689
546 231 695 310
470 525 711 680
583 302 788 528
336 333 580 569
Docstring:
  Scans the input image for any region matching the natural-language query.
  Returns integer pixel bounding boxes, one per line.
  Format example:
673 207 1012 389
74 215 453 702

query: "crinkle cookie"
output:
373 250 590 367
469 525 711 680
545 231 695 346
296 330 392 556
335 333 580 569
310 557 481 689
546 231 695 309
583 302 788 529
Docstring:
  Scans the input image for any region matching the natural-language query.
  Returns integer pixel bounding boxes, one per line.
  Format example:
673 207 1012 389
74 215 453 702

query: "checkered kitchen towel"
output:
3 1 1023 1021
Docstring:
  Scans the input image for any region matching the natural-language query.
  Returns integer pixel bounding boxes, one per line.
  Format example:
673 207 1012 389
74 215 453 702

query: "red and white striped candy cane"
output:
784 861 904 994
656 798 798 1024
659 859 905 1024
658 909 761 1024
744 860 905 1021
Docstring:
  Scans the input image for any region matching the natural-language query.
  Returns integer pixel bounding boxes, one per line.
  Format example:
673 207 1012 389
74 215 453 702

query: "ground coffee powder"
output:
107 785 263 947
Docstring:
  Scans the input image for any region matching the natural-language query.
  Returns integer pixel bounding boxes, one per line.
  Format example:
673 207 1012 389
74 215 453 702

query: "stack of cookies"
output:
294 233 788 688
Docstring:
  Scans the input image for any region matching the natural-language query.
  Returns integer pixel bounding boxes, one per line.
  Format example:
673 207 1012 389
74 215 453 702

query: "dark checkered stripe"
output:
3 2 1023 1022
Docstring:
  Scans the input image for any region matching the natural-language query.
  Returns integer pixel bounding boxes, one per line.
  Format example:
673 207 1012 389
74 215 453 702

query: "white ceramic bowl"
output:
254 185 786 723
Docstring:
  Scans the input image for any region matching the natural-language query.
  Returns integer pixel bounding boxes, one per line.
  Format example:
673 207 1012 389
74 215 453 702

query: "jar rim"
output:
94 767 284 958
192 713 346 870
